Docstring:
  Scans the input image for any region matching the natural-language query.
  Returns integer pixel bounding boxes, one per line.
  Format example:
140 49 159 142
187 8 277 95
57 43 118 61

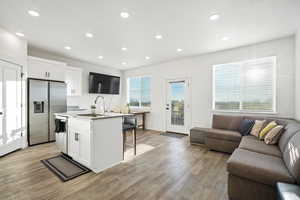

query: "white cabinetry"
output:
68 118 91 167
68 116 123 172
65 66 82 96
28 56 66 81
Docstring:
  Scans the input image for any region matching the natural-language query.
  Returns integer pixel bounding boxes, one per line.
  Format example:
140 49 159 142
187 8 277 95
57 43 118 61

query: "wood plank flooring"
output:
0 130 229 200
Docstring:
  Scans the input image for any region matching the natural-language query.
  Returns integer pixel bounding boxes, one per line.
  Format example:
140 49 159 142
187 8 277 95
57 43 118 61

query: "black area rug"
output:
160 132 187 139
41 154 90 182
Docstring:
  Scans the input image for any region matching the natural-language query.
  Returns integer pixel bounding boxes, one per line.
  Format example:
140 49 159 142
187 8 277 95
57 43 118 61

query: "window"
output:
213 56 276 113
127 76 151 107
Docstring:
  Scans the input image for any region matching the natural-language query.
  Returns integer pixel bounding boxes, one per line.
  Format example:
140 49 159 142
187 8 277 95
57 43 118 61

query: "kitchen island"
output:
55 112 131 173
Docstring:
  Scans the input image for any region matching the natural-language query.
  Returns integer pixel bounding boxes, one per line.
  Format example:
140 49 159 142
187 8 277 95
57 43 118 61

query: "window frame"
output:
127 75 152 108
212 56 277 114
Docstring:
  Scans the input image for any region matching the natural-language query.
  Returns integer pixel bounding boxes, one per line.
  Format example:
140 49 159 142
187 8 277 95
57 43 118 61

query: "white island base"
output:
67 116 123 173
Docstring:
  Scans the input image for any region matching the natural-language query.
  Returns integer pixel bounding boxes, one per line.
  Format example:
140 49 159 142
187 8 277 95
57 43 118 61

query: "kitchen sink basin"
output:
77 113 105 117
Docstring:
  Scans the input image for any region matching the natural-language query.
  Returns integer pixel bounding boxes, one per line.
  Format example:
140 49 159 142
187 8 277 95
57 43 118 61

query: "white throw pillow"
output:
250 120 266 137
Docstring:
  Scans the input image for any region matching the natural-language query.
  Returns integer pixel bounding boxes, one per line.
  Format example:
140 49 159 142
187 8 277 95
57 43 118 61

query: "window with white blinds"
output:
213 56 276 113
127 76 151 107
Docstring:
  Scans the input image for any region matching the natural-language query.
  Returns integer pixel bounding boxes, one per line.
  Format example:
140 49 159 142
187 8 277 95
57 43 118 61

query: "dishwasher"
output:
55 115 68 154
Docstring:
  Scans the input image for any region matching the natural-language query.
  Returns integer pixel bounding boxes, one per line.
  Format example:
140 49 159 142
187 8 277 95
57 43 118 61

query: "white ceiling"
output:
0 0 299 70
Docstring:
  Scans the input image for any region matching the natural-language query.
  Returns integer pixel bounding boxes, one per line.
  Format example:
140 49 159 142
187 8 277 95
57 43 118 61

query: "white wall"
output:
0 26 28 147
0 27 27 67
28 46 122 110
123 36 295 131
295 30 300 120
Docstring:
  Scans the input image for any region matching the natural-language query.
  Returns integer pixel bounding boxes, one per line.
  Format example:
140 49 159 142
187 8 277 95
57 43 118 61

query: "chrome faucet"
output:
94 95 106 114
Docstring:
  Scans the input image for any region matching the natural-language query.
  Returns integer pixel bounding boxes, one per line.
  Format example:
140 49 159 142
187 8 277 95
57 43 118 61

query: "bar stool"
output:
122 116 137 160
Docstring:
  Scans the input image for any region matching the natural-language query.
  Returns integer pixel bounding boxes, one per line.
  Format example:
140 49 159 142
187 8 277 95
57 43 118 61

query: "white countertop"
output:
55 111 133 120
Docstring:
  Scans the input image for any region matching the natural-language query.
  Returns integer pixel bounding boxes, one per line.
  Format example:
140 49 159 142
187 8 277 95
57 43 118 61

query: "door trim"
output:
27 77 65 83
0 60 24 156
165 77 191 134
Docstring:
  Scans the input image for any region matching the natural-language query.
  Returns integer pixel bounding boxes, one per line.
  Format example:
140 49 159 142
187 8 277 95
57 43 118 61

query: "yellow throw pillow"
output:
264 125 283 145
259 121 277 140
250 120 266 137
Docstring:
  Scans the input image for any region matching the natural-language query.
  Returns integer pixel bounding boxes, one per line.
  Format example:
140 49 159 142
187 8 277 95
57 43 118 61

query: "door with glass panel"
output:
166 79 190 134
0 60 23 156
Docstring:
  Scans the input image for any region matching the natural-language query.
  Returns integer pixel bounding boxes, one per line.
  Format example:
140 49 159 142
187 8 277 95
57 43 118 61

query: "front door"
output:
0 60 23 156
166 79 190 134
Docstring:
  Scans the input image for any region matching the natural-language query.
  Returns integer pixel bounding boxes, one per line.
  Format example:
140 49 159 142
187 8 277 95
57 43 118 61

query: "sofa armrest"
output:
190 127 210 144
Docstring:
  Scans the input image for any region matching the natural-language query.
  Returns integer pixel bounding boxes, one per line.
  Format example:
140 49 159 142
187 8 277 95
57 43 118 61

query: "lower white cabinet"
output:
67 116 123 172
68 118 91 167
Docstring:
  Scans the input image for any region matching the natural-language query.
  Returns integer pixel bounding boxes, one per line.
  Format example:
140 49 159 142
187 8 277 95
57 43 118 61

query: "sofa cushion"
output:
205 137 240 153
279 123 300 153
212 115 243 131
205 128 242 142
239 135 282 158
282 132 300 184
265 118 288 126
227 149 295 186
238 119 255 136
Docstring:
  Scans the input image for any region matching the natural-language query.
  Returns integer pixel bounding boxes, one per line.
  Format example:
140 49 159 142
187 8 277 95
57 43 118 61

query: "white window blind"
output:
213 56 276 113
127 76 151 107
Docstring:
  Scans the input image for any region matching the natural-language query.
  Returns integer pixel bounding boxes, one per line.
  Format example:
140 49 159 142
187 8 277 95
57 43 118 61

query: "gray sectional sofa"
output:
190 114 300 200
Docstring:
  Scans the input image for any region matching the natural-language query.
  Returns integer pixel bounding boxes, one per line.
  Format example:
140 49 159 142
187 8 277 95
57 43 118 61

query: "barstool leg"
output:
133 128 136 155
123 131 126 160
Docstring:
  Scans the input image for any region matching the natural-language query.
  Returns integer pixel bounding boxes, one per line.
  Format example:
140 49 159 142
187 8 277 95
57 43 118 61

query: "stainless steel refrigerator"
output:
28 79 67 146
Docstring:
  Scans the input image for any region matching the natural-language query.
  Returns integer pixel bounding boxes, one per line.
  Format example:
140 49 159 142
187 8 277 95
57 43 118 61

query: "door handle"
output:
166 108 169 110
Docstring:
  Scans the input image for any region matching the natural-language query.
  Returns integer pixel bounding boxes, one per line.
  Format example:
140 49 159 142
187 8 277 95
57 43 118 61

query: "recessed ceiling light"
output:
120 12 130 18
85 32 93 38
64 46 71 50
122 62 127 65
28 10 40 17
98 56 103 59
222 36 230 41
209 14 220 21
145 56 150 60
155 34 163 40
121 47 127 51
177 48 183 52
15 32 25 37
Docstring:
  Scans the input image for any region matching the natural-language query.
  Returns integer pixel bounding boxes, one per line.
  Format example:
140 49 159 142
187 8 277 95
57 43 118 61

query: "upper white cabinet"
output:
28 56 66 81
28 57 83 97
65 66 82 96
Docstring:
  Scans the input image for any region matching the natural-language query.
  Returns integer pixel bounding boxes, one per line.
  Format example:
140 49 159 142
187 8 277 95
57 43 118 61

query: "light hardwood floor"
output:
0 130 229 200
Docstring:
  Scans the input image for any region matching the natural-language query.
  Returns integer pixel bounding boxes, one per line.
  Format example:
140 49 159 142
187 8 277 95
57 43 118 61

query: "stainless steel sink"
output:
77 113 104 117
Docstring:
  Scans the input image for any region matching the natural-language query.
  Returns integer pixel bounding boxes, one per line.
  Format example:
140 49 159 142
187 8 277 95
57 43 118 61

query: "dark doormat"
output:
41 154 90 182
160 132 187 139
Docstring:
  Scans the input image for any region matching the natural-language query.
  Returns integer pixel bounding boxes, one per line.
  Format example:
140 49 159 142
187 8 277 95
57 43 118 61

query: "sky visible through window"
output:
128 76 151 107
170 82 185 101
